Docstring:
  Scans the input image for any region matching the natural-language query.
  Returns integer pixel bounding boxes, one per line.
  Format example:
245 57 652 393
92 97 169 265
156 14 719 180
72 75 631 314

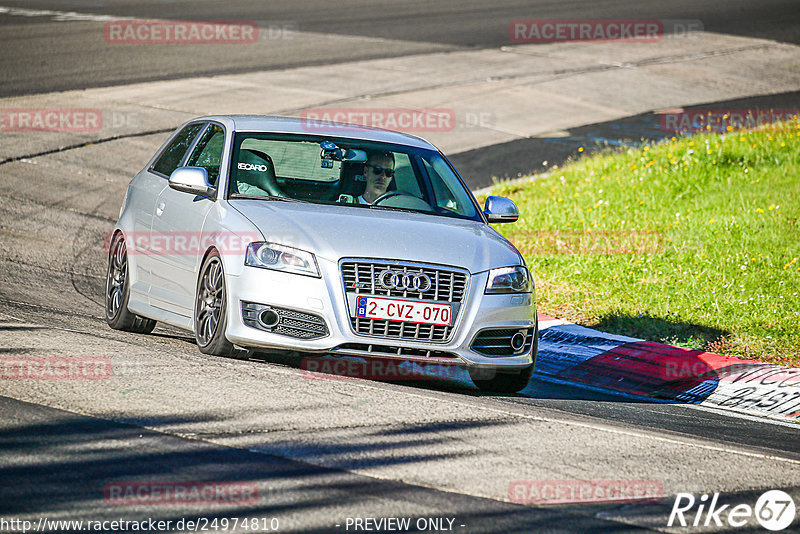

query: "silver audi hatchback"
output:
106 115 537 392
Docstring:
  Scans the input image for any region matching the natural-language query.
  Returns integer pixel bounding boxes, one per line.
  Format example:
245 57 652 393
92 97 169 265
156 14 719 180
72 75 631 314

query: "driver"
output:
359 150 395 204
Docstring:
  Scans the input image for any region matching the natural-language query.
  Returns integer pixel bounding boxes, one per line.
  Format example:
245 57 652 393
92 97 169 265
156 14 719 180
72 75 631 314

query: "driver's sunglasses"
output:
366 164 395 178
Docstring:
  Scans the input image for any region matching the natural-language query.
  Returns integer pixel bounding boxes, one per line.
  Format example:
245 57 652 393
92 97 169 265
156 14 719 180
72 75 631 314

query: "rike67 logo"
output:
669 490 796 531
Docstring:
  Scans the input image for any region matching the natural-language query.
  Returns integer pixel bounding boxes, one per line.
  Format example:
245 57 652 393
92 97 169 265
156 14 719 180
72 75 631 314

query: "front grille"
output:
333 343 458 360
341 259 469 342
241 302 328 339
341 261 468 302
471 328 535 357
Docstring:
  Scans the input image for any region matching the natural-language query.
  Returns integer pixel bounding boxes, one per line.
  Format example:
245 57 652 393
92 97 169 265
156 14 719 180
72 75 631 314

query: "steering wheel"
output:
372 191 418 205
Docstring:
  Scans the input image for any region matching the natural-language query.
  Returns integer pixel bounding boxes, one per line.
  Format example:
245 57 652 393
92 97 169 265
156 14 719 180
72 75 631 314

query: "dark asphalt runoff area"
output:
1 0 799 97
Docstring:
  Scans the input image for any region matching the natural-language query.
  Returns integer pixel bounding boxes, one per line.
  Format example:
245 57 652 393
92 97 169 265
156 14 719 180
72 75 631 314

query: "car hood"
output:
229 200 523 273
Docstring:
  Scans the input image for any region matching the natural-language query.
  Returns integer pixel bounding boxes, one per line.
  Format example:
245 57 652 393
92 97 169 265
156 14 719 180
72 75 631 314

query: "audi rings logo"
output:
377 270 432 292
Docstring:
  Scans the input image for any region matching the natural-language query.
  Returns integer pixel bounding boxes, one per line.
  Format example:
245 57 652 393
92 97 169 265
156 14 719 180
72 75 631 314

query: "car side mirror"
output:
483 196 519 223
168 167 214 196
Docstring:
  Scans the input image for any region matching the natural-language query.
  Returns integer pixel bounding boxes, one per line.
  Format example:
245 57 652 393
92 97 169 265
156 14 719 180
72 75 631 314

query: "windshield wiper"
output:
229 194 305 203
366 204 425 215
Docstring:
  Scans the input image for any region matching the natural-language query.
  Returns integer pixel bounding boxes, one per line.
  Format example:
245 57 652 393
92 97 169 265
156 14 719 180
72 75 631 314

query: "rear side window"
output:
151 123 205 177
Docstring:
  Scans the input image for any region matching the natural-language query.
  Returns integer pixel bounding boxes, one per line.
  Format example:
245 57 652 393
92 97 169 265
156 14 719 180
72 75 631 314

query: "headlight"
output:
485 265 531 294
245 242 320 278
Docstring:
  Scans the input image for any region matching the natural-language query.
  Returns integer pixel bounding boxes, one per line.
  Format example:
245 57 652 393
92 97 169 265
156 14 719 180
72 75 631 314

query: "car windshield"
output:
228 133 481 221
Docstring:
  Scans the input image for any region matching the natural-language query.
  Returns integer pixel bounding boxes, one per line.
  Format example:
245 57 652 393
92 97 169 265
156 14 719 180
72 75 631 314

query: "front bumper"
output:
224 258 536 369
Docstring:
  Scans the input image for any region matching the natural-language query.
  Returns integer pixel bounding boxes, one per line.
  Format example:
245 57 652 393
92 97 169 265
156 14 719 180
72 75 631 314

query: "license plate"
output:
356 296 452 326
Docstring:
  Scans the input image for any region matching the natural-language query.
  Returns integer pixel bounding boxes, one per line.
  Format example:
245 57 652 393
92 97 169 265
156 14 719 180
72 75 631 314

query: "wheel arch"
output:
194 246 221 331
199 245 219 271
107 228 126 253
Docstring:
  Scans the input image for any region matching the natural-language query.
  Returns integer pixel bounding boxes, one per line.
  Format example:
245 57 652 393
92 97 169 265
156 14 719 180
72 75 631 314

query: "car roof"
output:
195 115 438 150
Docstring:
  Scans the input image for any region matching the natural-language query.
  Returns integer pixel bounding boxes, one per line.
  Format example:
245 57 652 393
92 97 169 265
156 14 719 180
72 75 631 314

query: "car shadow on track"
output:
590 313 730 351
247 349 652 404
144 324 709 405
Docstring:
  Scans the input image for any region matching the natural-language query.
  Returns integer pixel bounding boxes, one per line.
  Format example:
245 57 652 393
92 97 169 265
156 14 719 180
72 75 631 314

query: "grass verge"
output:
485 121 800 367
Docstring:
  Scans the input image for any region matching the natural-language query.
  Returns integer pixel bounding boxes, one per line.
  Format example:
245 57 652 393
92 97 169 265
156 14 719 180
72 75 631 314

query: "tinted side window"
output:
187 124 225 185
151 123 205 177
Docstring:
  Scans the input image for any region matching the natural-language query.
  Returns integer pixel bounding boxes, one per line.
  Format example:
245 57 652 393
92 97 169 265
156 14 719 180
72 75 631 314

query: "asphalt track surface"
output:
1 1 800 532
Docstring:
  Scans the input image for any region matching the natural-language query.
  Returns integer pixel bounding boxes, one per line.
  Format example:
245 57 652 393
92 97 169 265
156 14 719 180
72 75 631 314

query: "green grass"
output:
485 121 800 367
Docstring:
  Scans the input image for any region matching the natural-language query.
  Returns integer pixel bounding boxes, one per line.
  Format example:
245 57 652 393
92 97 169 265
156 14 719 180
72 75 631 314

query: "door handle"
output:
156 202 165 216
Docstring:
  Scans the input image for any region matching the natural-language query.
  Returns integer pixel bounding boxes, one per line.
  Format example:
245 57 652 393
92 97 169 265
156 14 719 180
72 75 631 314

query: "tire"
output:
194 250 236 357
469 364 534 393
105 233 157 334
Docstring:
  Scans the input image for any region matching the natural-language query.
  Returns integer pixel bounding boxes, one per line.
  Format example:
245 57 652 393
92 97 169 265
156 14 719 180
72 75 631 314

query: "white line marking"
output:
0 6 132 22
